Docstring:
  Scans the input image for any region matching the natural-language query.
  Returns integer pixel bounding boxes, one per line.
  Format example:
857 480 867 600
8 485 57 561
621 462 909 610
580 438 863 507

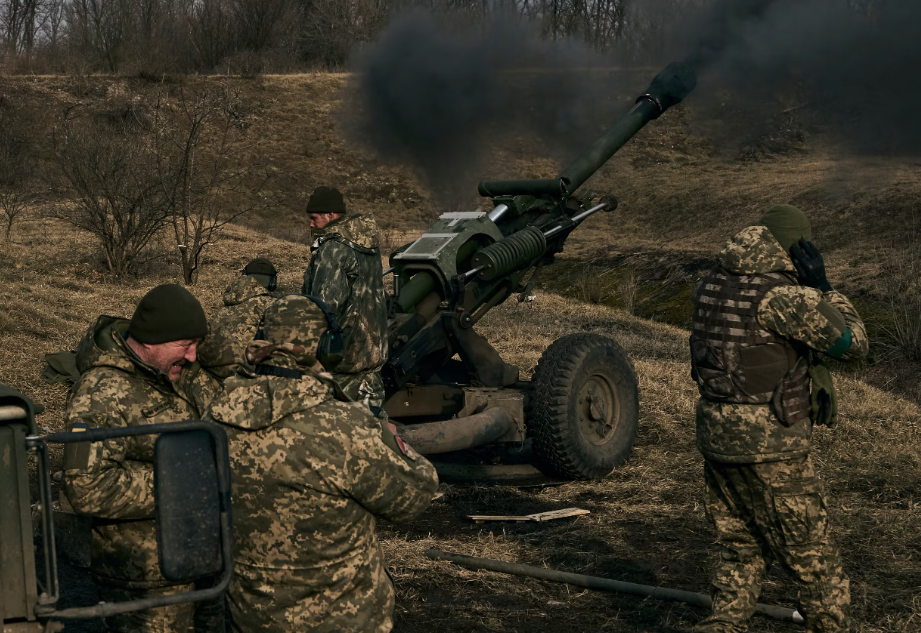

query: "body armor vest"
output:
690 266 811 426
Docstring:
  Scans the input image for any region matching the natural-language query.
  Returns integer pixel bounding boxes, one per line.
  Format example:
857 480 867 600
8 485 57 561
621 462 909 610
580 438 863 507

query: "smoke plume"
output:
685 0 921 156
348 1 921 200
346 10 625 201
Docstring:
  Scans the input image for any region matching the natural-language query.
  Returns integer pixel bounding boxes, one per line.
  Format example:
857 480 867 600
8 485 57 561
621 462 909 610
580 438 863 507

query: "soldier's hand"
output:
789 239 833 292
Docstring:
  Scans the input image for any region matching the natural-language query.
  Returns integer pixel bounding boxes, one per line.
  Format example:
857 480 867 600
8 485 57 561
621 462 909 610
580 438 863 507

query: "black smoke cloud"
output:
685 0 921 156
346 10 624 201
348 1 921 199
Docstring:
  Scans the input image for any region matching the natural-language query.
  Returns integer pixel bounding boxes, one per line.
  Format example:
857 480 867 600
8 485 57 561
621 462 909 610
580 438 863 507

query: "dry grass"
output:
0 72 919 632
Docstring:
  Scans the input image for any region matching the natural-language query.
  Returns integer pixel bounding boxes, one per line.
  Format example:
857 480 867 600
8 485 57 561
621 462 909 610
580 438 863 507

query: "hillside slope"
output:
0 215 917 632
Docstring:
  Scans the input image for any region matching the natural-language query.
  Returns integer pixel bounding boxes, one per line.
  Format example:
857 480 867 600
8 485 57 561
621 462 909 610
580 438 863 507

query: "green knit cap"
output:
759 204 812 253
243 257 277 290
306 186 346 216
243 257 276 276
129 284 208 344
262 295 328 352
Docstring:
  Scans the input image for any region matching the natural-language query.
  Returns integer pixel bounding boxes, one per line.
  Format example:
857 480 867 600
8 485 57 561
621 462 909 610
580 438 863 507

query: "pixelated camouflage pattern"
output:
694 457 850 633
696 226 868 463
62 317 221 586
206 363 438 633
260 294 329 352
717 226 796 276
302 213 388 374
758 286 868 363
198 275 276 379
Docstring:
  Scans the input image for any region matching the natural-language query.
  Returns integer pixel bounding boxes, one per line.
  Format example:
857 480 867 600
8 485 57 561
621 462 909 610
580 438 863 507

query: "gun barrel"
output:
477 61 696 199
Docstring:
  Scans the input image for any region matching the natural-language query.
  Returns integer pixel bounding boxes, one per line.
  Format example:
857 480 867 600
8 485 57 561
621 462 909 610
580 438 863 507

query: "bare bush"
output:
619 264 639 315
0 189 28 240
0 99 37 240
52 115 169 276
153 86 267 283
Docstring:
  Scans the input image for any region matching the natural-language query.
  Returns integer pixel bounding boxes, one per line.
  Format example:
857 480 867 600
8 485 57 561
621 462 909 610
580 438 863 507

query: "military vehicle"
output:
0 383 232 632
383 61 696 482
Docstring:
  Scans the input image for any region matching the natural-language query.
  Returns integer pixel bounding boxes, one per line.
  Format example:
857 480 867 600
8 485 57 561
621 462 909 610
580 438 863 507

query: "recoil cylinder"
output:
472 226 546 281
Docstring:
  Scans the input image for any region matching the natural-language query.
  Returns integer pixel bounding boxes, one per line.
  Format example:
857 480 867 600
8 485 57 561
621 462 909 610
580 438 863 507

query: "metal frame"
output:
26 420 234 621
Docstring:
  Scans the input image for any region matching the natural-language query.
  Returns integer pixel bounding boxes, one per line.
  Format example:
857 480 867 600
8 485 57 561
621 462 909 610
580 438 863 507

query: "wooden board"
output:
468 507 590 524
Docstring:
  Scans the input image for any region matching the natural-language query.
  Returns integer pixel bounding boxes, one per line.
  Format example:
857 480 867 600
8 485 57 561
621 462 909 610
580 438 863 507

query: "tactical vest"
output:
690 266 811 426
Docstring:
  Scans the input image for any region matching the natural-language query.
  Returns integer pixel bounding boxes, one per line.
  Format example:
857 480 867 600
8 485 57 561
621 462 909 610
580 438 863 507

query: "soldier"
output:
62 284 223 633
198 257 278 379
206 295 438 633
302 185 389 410
689 204 868 633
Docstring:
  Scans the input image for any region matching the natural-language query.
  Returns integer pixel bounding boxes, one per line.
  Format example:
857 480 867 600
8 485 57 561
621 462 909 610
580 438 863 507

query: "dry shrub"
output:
574 263 615 305
879 234 921 361
619 264 640 315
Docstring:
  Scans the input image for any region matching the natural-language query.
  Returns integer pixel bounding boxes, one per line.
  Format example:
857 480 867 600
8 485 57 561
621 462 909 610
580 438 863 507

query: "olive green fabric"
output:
306 185 346 216
809 360 838 428
243 257 277 277
129 284 208 344
759 204 812 253
41 350 80 386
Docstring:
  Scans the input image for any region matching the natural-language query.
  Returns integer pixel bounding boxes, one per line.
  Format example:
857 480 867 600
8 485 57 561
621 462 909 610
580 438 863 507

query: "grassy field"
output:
1 72 920 631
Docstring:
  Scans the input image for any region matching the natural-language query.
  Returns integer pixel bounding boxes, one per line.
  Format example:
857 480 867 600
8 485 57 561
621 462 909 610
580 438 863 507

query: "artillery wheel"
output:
527 333 639 480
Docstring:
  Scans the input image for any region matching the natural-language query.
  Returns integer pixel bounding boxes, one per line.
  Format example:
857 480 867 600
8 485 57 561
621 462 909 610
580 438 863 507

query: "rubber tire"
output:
527 333 639 480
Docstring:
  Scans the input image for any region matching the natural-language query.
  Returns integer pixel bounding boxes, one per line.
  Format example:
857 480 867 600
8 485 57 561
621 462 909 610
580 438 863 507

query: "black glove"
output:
789 239 833 292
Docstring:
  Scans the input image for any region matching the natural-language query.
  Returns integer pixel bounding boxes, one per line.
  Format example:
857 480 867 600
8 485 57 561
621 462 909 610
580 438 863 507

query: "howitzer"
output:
383 62 696 481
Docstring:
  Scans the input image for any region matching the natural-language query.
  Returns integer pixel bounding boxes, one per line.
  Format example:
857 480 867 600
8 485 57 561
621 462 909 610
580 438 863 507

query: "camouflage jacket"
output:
198 275 276 379
207 361 438 633
62 316 221 585
694 226 868 463
302 213 389 374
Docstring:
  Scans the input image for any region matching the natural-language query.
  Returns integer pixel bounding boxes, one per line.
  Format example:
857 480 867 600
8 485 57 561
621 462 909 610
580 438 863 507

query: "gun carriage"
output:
383 62 696 482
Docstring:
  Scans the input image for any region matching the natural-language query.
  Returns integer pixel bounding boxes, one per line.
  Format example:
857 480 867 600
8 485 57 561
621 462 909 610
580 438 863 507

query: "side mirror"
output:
28 420 233 621
155 430 223 581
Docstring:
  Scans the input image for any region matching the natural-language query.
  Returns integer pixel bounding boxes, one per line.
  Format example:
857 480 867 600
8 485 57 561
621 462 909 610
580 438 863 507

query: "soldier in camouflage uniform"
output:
62 284 224 633
198 257 279 379
206 295 438 633
690 205 868 633
302 186 389 410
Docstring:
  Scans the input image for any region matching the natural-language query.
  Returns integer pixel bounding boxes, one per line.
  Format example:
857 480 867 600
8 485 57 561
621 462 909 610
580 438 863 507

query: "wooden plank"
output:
467 507 590 523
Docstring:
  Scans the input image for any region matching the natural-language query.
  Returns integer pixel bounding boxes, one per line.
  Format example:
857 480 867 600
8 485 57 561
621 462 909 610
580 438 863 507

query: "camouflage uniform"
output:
691 226 868 633
62 315 223 633
207 342 438 632
302 213 389 408
198 274 276 379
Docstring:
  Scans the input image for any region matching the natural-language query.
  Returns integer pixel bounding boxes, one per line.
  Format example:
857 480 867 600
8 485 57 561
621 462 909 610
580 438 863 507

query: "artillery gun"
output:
383 61 696 482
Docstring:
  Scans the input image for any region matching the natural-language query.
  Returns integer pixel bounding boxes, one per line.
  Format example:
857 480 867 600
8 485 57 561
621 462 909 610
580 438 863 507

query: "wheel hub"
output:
577 375 619 445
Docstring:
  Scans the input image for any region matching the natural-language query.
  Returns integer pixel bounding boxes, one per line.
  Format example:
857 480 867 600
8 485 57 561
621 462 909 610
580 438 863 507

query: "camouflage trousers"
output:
694 456 850 633
97 576 226 633
333 370 386 412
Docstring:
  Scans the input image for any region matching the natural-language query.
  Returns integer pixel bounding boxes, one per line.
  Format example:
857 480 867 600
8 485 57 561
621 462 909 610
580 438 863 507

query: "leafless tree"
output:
53 114 170 275
0 102 35 240
153 86 267 283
